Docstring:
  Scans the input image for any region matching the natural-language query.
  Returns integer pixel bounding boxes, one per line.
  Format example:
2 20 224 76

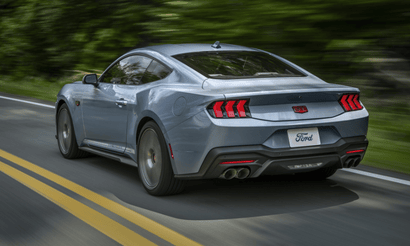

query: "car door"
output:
82 55 152 153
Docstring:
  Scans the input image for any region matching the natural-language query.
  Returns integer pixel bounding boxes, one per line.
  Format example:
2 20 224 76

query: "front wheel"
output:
138 121 185 196
57 104 89 159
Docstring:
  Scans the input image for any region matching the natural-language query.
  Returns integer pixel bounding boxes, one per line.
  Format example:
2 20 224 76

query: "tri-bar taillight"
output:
339 94 363 112
207 99 251 118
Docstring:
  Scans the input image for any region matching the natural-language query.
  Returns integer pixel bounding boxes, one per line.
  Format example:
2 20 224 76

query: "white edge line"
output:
0 95 55 109
342 169 410 186
2 95 409 187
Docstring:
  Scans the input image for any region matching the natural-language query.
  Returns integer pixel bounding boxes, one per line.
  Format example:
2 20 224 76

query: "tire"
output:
138 121 185 196
297 165 338 180
57 104 89 159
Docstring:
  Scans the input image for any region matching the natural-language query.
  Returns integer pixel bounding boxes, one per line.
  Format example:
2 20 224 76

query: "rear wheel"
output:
297 165 338 180
57 104 89 159
138 121 185 196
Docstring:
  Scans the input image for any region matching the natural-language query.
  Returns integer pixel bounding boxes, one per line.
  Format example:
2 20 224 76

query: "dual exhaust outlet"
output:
343 156 361 168
219 167 251 180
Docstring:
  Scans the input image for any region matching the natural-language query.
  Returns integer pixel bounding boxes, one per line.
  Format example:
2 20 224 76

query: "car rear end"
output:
167 49 369 180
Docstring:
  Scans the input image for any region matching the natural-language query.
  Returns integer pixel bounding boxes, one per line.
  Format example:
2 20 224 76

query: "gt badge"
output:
292 106 308 113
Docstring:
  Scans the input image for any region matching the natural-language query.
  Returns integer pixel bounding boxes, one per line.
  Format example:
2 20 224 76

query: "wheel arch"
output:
136 116 155 144
56 99 67 113
55 97 84 147
135 111 177 174
55 98 68 136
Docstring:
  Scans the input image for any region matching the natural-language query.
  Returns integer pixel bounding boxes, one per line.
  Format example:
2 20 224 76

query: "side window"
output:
101 63 124 84
141 60 172 84
101 55 152 85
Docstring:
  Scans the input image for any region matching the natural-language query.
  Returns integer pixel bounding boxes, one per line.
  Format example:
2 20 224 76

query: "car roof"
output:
127 43 259 57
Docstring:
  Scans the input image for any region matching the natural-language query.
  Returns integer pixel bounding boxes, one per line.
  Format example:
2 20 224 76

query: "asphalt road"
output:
1 92 409 246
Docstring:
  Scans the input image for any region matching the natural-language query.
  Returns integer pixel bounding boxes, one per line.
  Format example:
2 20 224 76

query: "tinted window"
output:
101 55 152 85
173 51 305 79
141 60 172 84
101 63 124 84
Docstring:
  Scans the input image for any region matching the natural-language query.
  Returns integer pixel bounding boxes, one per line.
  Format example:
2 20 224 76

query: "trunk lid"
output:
203 77 359 121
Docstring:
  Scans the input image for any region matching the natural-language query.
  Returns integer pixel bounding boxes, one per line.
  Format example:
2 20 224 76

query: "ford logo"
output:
295 133 313 142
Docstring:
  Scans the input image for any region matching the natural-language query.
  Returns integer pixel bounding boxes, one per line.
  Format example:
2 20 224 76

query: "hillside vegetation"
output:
1 0 409 173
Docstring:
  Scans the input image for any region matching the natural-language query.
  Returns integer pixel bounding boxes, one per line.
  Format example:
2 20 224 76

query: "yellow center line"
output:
0 161 156 246
0 149 202 246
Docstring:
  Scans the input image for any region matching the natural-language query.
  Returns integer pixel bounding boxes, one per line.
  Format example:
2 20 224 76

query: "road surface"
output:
1 92 409 246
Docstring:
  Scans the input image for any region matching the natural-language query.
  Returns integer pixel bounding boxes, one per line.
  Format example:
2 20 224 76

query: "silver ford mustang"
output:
55 42 369 196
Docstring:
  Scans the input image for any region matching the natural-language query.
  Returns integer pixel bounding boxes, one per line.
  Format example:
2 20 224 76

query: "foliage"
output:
1 0 409 80
1 0 410 173
0 72 84 101
364 109 410 174
0 0 152 76
147 1 410 81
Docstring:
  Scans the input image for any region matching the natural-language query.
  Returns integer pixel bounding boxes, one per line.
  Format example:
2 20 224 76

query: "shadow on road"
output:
84 156 359 220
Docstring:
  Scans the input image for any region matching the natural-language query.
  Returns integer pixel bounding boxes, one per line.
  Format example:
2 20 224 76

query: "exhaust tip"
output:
219 168 237 180
343 158 353 168
236 168 250 179
344 157 362 168
353 157 361 167
348 158 355 168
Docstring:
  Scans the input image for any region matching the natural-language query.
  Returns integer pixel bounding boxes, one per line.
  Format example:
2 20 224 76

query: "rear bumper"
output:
174 136 368 180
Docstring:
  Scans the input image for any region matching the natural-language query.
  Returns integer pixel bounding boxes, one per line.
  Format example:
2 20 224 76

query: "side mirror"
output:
82 74 99 86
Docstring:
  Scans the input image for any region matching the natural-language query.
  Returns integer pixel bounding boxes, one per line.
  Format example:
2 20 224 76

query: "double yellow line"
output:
0 149 201 246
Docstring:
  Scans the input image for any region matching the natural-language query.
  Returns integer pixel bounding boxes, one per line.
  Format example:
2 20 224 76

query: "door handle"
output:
115 98 127 106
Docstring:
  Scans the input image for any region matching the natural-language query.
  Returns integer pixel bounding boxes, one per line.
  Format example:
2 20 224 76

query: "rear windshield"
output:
173 51 305 79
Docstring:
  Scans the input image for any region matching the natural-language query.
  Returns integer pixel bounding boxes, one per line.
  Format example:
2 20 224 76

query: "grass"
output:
363 110 410 174
0 72 86 102
1 75 409 175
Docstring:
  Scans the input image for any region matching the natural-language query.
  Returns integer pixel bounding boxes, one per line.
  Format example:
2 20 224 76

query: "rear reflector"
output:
346 149 364 154
339 93 363 112
168 144 174 159
208 99 251 118
219 160 255 164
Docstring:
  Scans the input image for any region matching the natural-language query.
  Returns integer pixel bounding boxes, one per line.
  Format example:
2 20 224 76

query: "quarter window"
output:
141 60 172 84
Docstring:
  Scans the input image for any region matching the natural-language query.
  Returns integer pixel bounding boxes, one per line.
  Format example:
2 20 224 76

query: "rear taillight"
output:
207 99 251 118
339 93 363 112
213 101 224 118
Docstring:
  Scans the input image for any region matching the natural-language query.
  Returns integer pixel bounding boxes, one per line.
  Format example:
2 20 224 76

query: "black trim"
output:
79 147 136 166
174 136 368 180
87 145 128 157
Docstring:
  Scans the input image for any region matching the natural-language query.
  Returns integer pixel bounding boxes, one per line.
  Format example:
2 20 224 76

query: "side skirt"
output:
79 147 137 167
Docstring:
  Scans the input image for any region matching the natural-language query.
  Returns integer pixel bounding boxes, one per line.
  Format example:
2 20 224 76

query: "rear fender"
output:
128 86 224 173
129 110 176 173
